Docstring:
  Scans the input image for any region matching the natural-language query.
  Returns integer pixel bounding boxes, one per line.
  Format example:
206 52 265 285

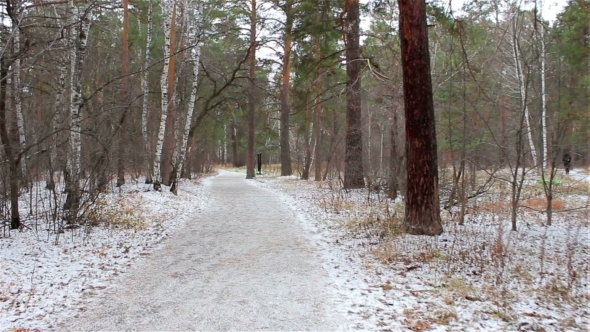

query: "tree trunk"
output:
511 18 538 168
280 0 294 176
47 64 67 190
172 1 203 194
0 61 20 229
162 3 178 186
153 0 173 190
13 29 26 179
313 88 323 181
141 0 154 183
539 23 548 169
302 108 312 180
343 0 364 189
117 0 130 187
246 0 257 179
388 113 398 200
65 1 91 223
398 0 442 235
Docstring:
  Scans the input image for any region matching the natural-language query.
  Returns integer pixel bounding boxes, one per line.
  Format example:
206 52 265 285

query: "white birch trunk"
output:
540 24 548 168
69 4 92 183
65 0 92 220
13 29 26 176
153 0 173 189
46 4 69 189
511 20 538 167
172 1 203 192
66 0 78 184
141 0 153 182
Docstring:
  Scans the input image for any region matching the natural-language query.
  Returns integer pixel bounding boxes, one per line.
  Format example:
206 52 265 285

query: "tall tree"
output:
398 0 442 235
246 0 257 179
162 2 178 186
280 0 294 176
172 0 203 194
141 0 154 184
117 0 130 187
64 0 93 222
153 0 174 190
343 0 364 188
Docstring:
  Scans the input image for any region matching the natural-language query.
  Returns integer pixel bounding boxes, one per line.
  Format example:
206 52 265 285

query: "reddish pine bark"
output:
398 0 443 235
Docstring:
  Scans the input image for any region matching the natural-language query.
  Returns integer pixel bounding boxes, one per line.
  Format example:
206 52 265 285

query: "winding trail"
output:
67 171 349 331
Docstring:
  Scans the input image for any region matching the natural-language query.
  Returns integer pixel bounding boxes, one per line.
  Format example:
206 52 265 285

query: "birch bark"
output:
141 0 154 183
511 18 538 168
153 0 173 190
246 0 257 179
540 22 548 168
46 5 68 190
171 1 203 194
65 0 92 222
13 29 26 177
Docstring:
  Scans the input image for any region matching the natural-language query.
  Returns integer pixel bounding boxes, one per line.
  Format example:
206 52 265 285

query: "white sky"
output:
448 0 568 23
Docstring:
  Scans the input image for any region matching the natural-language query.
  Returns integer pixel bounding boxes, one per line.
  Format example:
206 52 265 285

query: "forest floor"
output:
1 167 588 331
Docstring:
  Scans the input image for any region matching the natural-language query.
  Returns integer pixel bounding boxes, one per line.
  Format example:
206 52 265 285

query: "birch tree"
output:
141 0 154 183
171 0 204 194
153 0 174 190
64 0 93 222
510 13 538 168
246 0 257 179
13 29 26 178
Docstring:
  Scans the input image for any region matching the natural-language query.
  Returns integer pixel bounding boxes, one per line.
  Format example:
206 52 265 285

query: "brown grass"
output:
523 197 565 210
477 200 512 213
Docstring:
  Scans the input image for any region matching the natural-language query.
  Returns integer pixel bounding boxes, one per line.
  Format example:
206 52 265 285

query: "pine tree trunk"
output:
117 0 130 187
343 0 364 189
141 0 154 183
280 1 293 176
398 0 442 235
246 0 257 179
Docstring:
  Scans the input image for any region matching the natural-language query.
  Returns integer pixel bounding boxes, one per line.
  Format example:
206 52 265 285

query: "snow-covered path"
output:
67 171 350 331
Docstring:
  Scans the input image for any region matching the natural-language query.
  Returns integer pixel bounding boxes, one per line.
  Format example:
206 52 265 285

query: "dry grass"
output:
522 196 565 210
259 166 589 330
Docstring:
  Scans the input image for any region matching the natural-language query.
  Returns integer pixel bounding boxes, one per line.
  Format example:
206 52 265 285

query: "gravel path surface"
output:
67 171 350 331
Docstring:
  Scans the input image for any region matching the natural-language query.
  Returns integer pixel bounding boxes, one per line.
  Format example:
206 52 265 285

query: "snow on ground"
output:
1 167 588 331
251 168 589 331
0 176 212 331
